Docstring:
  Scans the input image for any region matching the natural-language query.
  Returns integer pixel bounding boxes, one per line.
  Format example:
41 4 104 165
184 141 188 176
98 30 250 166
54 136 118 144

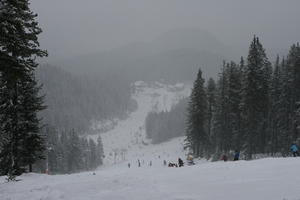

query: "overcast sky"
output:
31 0 300 61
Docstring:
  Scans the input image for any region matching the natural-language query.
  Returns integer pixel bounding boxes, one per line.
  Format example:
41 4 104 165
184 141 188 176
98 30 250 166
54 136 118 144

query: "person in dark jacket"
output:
221 154 228 162
163 160 167 166
290 143 299 157
233 150 240 161
178 158 184 167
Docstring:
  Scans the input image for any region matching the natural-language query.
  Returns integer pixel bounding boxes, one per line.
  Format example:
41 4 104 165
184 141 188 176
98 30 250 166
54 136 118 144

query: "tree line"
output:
145 98 188 144
36 65 136 133
34 126 104 174
185 36 300 160
0 0 108 180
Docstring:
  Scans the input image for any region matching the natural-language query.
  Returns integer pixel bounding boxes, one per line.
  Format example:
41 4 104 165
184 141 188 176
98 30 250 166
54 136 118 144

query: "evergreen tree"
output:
206 78 216 141
0 0 47 179
185 68 209 157
67 130 82 172
88 139 97 169
269 56 282 154
228 62 243 150
277 58 291 154
277 43 300 152
286 43 300 141
96 136 104 166
241 36 271 159
19 73 46 172
213 62 230 156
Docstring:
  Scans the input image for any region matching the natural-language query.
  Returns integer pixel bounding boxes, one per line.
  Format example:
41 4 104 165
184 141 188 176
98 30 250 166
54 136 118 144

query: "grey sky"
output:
31 0 300 61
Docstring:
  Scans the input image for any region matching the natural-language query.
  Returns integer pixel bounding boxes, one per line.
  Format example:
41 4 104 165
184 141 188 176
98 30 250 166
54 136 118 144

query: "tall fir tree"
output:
240 36 271 159
18 72 46 172
185 69 209 157
206 78 217 154
96 136 104 166
213 62 230 156
269 56 282 154
277 57 292 154
227 61 243 151
0 0 47 179
286 43 300 141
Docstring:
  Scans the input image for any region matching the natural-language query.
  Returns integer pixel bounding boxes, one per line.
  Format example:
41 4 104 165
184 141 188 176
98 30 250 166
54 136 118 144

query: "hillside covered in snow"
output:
1 157 300 200
89 81 191 166
1 82 300 200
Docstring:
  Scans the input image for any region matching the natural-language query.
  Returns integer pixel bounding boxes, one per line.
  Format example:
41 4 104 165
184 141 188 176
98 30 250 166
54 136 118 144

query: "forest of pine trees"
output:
145 98 188 144
185 36 300 160
34 126 104 174
0 0 106 179
36 65 135 133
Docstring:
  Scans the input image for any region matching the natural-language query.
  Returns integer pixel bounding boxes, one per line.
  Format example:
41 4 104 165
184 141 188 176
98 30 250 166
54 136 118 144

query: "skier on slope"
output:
163 160 167 166
178 158 184 167
290 143 299 157
187 154 195 165
233 150 240 161
221 154 228 162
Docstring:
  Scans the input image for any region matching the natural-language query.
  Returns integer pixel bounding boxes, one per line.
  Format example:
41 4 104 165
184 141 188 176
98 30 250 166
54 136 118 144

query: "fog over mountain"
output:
31 0 300 79
56 28 226 81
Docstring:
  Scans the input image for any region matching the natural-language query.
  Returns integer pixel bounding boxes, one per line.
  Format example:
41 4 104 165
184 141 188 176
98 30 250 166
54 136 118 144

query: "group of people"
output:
167 158 184 167
221 150 240 162
127 143 299 168
128 159 153 168
221 143 299 162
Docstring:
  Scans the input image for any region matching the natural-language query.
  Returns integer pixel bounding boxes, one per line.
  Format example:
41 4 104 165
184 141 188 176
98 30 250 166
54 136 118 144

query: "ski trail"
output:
89 81 191 166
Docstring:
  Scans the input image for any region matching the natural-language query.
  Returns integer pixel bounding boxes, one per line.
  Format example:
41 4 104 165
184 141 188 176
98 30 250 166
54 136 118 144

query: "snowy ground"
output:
1 82 300 200
89 81 191 166
1 158 300 200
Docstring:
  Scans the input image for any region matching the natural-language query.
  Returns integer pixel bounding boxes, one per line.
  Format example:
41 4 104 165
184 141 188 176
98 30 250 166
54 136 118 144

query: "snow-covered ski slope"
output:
90 81 191 166
2 82 300 200
1 158 300 200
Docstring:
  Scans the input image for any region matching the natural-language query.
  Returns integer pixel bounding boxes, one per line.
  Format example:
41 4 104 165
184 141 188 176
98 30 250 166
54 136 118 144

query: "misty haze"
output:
1 0 300 200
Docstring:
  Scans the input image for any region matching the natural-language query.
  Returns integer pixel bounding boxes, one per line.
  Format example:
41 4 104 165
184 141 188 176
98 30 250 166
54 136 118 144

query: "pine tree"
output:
286 44 300 141
227 61 243 151
241 36 271 159
185 68 209 157
206 78 217 154
96 136 104 166
88 139 97 169
269 56 282 154
206 78 216 139
67 130 82 173
275 44 300 155
213 62 230 156
0 0 47 179
19 73 46 172
0 74 29 178
276 58 292 155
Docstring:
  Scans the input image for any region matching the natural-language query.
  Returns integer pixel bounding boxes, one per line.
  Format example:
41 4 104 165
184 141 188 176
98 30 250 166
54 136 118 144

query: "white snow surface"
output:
1 158 300 200
1 81 300 200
